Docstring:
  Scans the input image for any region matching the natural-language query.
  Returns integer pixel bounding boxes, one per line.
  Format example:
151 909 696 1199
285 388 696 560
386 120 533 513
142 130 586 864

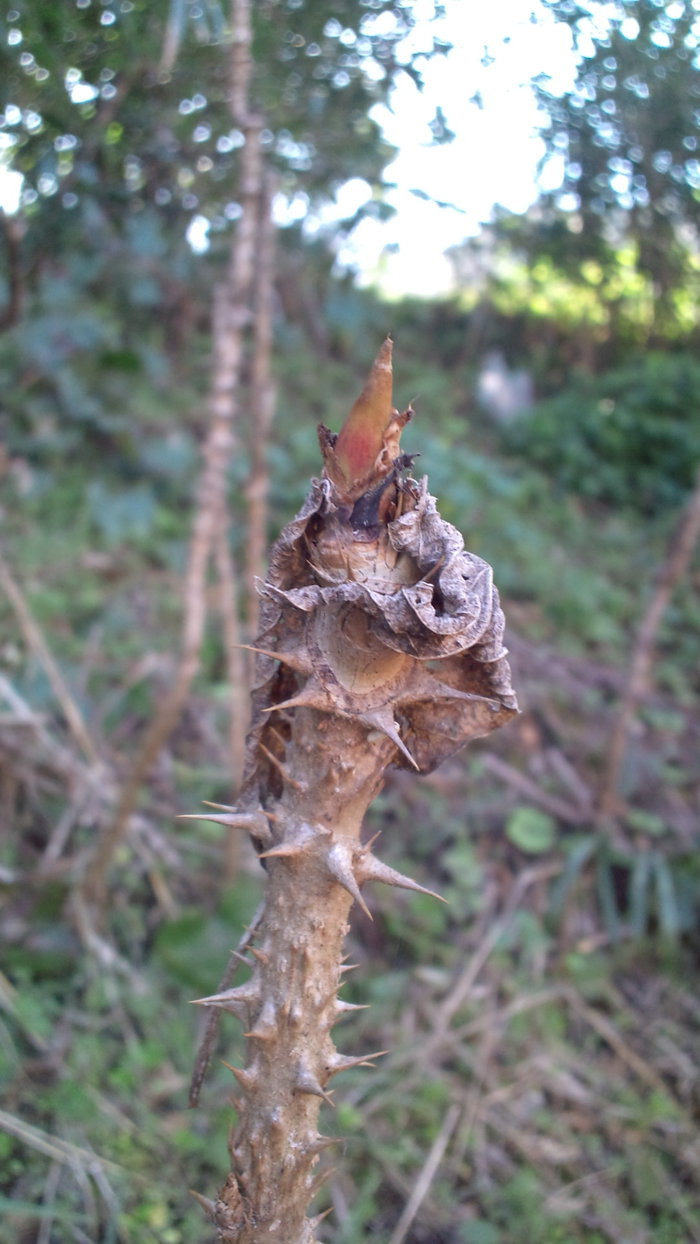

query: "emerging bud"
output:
334 336 395 482
319 337 412 505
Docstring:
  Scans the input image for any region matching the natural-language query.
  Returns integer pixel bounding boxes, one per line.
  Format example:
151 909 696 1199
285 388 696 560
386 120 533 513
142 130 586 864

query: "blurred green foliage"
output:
502 352 700 513
536 0 700 312
2 291 699 1238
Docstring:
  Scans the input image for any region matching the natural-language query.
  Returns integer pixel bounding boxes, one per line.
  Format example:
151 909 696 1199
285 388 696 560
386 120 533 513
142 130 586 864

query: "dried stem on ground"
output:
193 339 518 1242
79 0 267 911
598 461 700 820
0 556 97 765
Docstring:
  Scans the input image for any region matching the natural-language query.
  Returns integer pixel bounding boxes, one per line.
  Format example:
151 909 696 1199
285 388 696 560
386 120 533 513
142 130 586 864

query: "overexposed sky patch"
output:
337 0 578 296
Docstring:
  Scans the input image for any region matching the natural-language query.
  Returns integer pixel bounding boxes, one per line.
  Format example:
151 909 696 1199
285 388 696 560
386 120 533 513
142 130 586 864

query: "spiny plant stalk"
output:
191 339 518 1242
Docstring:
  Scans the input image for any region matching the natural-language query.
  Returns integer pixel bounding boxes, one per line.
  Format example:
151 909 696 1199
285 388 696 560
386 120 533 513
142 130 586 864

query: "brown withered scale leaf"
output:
239 338 517 805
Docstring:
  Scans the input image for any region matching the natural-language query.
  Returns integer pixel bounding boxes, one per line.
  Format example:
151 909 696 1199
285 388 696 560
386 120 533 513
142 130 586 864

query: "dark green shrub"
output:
503 353 700 512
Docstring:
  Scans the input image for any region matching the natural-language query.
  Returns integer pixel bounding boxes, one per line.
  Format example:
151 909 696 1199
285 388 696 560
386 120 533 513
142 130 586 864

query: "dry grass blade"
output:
566 988 671 1095
425 863 559 1055
0 1107 124 1174
0 969 49 1052
0 556 98 764
36 1160 62 1244
452 985 570 1044
387 1102 462 1244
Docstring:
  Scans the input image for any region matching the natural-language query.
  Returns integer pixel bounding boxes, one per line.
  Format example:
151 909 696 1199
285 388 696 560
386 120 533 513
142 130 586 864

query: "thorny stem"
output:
194 340 518 1242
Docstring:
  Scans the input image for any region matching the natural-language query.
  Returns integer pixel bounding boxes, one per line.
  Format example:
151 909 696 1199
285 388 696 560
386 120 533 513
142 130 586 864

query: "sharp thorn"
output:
307 1134 341 1156
177 812 255 829
243 999 277 1041
295 1062 335 1104
362 710 419 770
241 643 311 674
326 1049 388 1077
310 1166 337 1198
334 999 370 1014
221 1061 258 1094
262 686 329 715
248 947 269 966
310 1207 334 1227
324 843 372 919
191 981 259 1016
189 1190 217 1221
258 841 310 860
177 809 272 845
258 742 304 789
356 852 447 903
258 822 320 860
191 995 248 1017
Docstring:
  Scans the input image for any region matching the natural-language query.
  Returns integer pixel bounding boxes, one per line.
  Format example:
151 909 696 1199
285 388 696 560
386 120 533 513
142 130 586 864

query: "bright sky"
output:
331 0 579 297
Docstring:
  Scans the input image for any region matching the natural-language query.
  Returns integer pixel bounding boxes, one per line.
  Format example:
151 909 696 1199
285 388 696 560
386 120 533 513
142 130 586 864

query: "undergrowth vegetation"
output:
503 352 700 514
1 286 699 1243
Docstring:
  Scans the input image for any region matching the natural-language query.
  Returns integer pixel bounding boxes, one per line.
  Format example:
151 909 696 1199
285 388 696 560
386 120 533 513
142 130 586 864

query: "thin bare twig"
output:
481 752 589 825
599 462 700 819
189 902 264 1107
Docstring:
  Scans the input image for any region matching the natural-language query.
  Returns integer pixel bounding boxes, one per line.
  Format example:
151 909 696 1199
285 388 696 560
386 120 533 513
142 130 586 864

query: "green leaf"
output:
505 806 556 854
596 846 620 941
461 1222 502 1244
629 851 653 937
550 834 596 913
87 481 157 546
652 854 681 939
626 808 668 837
0 1195 87 1221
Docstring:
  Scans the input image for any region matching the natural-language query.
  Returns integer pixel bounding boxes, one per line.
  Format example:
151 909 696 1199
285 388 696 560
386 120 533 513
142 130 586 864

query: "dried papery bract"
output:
194 338 518 1242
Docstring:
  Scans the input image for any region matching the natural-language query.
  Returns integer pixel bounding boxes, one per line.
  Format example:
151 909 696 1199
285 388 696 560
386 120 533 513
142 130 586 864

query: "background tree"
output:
0 0 443 310
534 0 700 327
0 0 448 535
